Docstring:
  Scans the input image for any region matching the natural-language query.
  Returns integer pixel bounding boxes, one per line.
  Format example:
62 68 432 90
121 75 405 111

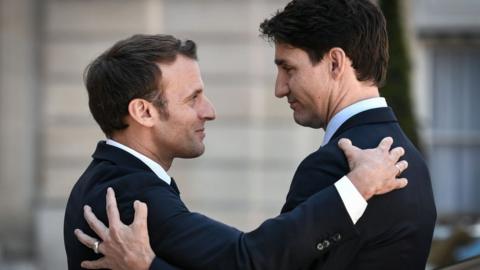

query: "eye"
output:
189 91 202 105
283 65 294 74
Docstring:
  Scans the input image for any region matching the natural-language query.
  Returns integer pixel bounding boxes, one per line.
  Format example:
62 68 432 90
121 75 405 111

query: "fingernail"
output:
84 205 90 211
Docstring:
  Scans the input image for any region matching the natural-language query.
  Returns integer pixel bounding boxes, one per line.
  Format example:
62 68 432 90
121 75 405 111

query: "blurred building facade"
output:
408 0 480 216
0 0 478 269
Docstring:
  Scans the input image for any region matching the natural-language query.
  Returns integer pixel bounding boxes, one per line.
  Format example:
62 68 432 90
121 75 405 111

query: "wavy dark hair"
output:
84 34 197 137
260 0 389 87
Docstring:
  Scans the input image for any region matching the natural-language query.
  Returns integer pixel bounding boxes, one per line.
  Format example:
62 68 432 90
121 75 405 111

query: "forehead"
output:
157 55 203 96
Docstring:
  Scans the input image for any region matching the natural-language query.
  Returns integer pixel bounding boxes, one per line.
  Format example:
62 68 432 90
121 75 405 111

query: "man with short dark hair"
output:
259 0 436 268
64 33 408 270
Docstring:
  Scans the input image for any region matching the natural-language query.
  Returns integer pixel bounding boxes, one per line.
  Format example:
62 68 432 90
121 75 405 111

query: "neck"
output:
111 132 172 171
325 81 380 126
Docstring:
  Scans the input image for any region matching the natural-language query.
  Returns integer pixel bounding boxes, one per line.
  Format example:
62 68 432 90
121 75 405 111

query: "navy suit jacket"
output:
281 107 437 270
64 141 360 270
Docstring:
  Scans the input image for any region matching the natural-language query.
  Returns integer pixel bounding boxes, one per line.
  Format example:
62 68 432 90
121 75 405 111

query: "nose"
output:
200 95 216 121
275 72 289 98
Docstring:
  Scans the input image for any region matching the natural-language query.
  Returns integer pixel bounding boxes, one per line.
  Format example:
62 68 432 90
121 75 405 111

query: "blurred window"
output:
427 44 480 215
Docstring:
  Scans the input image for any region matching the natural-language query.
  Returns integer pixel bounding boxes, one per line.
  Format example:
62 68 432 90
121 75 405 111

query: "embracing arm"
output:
76 137 407 270
77 185 356 270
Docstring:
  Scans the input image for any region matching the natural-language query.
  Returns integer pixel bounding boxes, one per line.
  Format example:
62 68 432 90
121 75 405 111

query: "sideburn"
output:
153 98 169 120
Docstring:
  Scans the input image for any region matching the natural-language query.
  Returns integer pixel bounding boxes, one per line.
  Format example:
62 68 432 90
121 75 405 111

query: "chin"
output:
293 115 323 129
179 145 205 159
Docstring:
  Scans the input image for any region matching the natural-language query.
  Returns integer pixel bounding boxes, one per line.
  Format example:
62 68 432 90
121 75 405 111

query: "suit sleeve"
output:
149 257 183 270
137 180 359 270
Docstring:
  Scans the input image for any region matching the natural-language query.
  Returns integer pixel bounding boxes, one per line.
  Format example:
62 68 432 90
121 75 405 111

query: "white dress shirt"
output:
106 139 171 185
328 97 388 224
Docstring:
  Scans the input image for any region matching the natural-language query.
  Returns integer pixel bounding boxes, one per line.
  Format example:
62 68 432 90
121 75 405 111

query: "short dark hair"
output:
84 34 197 137
260 0 389 87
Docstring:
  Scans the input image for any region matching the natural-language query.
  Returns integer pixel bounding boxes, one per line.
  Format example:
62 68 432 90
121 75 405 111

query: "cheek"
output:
287 74 301 92
163 114 187 135
292 75 313 97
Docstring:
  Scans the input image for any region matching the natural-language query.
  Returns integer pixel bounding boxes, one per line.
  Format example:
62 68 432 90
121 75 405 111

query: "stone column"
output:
0 0 39 262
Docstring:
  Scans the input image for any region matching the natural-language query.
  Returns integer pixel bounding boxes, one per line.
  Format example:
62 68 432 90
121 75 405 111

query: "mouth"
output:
196 128 206 139
288 100 298 110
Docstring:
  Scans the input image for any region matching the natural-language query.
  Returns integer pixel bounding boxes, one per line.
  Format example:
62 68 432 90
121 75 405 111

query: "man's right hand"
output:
339 137 408 200
74 188 155 270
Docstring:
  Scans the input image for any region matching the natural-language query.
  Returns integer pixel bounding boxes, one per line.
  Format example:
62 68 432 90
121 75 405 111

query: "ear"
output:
127 98 155 128
328 47 347 80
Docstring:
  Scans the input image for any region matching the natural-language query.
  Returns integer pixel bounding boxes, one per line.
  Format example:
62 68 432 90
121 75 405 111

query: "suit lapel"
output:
331 107 398 141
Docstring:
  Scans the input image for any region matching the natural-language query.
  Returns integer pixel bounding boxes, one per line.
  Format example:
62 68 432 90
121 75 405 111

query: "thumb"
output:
338 138 359 160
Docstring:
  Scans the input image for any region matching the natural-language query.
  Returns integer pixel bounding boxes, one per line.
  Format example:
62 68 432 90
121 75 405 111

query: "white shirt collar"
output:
321 97 388 146
105 139 171 185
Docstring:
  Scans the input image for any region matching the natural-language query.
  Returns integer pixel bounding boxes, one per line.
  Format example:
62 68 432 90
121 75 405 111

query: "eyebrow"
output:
274 59 286 66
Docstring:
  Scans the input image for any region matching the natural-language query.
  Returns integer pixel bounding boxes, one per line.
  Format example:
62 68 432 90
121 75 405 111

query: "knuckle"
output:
109 225 119 236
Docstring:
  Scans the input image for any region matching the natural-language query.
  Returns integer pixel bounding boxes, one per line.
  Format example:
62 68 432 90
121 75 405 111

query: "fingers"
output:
393 177 408 190
106 187 121 228
81 257 109 269
378 137 393 152
338 138 360 159
395 160 408 175
84 205 108 240
377 176 409 196
389 146 405 162
133 200 148 228
74 229 99 250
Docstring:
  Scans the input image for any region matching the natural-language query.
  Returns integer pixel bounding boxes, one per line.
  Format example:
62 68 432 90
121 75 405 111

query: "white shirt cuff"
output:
334 176 368 224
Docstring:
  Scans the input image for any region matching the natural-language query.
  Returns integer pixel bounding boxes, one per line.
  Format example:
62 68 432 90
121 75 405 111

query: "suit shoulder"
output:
68 162 179 223
282 144 348 212
296 143 347 176
293 141 351 187
81 159 172 192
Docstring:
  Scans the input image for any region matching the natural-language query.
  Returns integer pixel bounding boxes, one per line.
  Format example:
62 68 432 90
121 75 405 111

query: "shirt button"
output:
332 233 342 242
316 242 325 251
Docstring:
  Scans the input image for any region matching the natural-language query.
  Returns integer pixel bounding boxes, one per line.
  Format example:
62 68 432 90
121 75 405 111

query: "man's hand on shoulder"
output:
338 137 408 200
74 187 155 270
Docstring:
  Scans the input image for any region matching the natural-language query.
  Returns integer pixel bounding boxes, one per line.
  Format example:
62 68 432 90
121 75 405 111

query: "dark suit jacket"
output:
64 141 360 270
282 107 437 270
